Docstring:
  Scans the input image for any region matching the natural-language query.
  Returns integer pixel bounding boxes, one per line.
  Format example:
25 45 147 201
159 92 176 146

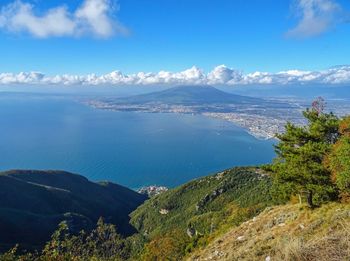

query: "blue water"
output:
0 93 276 188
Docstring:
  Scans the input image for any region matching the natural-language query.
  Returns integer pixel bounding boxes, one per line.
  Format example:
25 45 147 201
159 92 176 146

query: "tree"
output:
85 218 125 260
327 116 350 201
272 99 340 207
42 221 71 259
41 218 126 260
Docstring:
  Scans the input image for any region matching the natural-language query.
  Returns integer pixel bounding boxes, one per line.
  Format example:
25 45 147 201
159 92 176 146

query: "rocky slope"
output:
189 203 350 261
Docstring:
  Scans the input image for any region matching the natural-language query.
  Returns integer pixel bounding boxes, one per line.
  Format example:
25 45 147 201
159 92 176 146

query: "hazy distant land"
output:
84 86 305 139
84 85 350 140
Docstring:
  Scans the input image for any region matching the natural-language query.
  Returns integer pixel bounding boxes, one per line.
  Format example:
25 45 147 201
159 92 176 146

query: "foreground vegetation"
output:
271 98 349 206
1 99 349 260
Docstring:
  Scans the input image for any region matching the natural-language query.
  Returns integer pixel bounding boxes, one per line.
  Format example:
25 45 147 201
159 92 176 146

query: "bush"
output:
327 116 350 201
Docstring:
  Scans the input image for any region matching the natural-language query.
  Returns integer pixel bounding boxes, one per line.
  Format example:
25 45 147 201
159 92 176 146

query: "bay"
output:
0 93 276 188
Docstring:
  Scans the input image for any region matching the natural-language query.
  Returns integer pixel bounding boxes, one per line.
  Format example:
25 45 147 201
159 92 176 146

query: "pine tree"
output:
272 98 340 207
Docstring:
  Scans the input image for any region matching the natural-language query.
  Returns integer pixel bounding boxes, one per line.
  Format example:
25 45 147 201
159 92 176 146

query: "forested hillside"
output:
130 167 273 259
0 170 147 251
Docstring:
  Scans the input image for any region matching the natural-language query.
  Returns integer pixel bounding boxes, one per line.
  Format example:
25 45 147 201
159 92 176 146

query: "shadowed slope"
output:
0 170 147 251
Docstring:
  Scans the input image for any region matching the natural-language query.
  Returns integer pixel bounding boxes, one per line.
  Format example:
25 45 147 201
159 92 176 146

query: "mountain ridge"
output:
110 85 263 105
0 170 147 251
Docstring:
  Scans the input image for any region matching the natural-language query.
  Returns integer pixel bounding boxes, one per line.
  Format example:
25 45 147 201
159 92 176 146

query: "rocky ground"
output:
189 203 350 261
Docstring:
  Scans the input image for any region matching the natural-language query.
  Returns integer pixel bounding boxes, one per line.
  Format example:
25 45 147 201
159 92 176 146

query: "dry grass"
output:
274 221 350 261
189 202 350 261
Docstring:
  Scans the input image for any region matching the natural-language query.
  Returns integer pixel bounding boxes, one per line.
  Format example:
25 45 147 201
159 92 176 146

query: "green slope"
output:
0 170 147 251
130 167 273 258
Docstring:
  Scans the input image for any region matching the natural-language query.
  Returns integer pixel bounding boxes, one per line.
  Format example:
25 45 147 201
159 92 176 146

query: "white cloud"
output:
0 0 126 38
207 65 242 85
287 0 343 38
0 71 44 84
1 65 350 86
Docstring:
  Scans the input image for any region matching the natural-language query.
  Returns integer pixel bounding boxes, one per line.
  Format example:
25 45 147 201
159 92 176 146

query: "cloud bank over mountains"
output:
0 0 126 38
1 65 350 87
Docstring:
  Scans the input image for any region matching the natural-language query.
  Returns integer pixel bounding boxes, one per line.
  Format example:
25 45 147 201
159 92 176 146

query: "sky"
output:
0 0 350 87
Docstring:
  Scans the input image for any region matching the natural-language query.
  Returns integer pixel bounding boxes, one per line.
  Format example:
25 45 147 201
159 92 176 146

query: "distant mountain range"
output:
108 85 263 105
0 170 147 251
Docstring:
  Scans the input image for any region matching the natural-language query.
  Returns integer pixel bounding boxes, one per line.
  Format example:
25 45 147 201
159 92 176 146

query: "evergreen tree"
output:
272 98 340 207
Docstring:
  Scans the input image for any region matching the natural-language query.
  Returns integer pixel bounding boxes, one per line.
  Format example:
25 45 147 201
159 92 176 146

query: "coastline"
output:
202 112 284 140
86 100 282 140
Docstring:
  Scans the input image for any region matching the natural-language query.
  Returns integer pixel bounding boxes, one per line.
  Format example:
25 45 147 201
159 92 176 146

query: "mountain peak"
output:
119 85 260 105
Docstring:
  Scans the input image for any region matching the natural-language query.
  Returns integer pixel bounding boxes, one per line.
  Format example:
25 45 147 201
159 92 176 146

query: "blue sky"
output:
0 0 350 86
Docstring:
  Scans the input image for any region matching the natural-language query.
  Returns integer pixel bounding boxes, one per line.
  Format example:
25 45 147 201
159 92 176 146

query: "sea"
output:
0 93 276 188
